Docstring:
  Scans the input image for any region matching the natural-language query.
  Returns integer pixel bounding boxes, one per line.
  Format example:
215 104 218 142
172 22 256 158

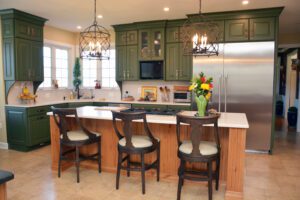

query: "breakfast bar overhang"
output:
48 106 249 200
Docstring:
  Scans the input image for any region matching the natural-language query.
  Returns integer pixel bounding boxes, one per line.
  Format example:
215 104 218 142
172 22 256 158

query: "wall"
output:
44 25 77 45
279 32 300 45
0 17 8 146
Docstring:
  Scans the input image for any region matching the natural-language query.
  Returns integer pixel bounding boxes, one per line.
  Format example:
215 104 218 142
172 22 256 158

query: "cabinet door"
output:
166 27 179 43
127 30 138 45
179 43 192 81
152 28 164 60
29 24 43 42
31 41 44 81
28 115 50 146
15 20 43 41
116 46 127 81
6 108 27 146
2 38 15 80
15 38 31 80
139 29 152 60
126 45 139 80
116 31 127 46
225 19 249 42
165 43 180 81
2 19 14 38
250 18 275 41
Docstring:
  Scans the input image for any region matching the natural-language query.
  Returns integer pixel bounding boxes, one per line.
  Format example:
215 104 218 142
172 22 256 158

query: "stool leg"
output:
177 160 185 200
127 154 130 177
116 151 122 190
58 143 62 178
75 146 80 183
98 138 102 173
156 142 160 182
141 153 146 194
216 157 220 191
208 161 213 200
0 183 7 200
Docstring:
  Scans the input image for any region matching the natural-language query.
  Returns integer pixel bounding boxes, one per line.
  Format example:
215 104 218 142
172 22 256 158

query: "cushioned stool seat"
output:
0 170 14 185
60 130 100 141
119 135 159 148
179 141 218 156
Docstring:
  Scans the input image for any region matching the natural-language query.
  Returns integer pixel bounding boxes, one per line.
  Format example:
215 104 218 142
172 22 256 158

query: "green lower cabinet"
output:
93 102 109 107
225 19 249 42
168 105 191 111
250 18 275 41
68 102 93 108
132 104 167 110
6 106 50 152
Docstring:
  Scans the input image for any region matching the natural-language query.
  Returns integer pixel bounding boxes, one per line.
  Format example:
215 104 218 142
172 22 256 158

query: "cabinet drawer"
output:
15 20 43 41
93 102 109 107
68 102 93 108
27 106 50 116
168 105 191 111
132 104 167 110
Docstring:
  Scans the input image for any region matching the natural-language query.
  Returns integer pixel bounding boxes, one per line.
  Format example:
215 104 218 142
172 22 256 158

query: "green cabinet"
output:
168 105 191 111
165 43 192 81
132 104 167 110
116 45 138 81
68 102 93 108
166 27 180 43
225 19 249 42
250 18 275 41
93 102 109 107
6 106 50 152
139 28 164 60
116 30 138 46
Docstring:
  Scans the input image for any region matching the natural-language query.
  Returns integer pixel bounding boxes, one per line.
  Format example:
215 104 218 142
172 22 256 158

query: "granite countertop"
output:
5 99 191 108
47 106 249 129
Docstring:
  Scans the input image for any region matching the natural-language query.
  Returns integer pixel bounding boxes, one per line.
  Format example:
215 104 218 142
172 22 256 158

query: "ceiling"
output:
0 0 299 34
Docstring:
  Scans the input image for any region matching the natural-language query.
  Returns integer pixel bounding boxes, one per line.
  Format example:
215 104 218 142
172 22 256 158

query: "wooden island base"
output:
50 116 246 200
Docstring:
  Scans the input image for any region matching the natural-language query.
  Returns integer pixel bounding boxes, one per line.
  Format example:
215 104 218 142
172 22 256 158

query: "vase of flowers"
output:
189 72 213 117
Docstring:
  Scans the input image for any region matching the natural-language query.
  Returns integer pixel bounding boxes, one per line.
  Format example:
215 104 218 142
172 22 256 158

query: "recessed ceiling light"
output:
97 15 103 19
242 0 249 5
76 26 82 29
164 7 170 12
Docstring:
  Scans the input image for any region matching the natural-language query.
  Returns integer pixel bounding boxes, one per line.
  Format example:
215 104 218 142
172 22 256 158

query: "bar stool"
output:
51 106 102 183
176 112 220 200
112 110 160 194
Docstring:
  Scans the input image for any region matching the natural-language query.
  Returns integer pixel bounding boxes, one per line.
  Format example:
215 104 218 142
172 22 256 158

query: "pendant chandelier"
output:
181 0 220 57
79 0 110 60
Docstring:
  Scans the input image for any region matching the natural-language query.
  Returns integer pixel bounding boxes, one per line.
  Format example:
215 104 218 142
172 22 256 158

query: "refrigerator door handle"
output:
218 75 222 112
224 74 228 112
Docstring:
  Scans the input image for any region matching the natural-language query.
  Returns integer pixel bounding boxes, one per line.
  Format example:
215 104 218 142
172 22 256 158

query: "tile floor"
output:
0 126 299 200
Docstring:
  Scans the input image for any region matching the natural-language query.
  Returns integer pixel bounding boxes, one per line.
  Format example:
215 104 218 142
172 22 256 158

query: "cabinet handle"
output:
176 70 179 79
123 70 126 79
127 70 130 79
27 27 31 35
175 32 179 41
244 29 248 38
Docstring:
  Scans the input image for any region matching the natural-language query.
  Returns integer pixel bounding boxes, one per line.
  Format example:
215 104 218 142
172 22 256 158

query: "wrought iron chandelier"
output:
79 0 110 60
181 0 220 57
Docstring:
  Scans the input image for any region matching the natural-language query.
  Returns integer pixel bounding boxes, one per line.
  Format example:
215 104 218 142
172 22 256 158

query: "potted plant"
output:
189 72 213 117
73 57 82 99
287 106 298 127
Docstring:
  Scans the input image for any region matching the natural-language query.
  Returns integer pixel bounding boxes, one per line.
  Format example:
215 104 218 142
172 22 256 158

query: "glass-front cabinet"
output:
139 28 164 60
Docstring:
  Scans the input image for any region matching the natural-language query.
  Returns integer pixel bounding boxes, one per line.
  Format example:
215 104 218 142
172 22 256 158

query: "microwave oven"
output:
173 91 191 103
140 61 163 80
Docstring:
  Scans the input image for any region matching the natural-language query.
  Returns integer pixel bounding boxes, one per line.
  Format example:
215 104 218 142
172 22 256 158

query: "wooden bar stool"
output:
112 110 160 194
176 112 221 200
51 106 102 183
0 170 14 200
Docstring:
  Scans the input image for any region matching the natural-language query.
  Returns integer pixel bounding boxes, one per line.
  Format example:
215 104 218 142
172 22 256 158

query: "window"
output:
82 59 97 87
55 49 69 87
102 50 117 88
41 47 52 87
41 45 70 88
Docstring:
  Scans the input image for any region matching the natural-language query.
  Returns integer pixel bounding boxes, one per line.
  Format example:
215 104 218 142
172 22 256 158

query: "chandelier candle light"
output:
79 0 111 60
181 0 220 57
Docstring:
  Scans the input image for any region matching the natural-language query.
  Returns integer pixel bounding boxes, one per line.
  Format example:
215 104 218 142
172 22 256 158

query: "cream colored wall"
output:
279 32 300 45
0 17 8 144
44 25 77 45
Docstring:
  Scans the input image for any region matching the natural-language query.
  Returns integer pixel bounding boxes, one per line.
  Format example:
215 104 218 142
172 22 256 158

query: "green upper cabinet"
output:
166 43 180 80
15 20 43 42
139 28 164 60
166 27 179 43
116 45 138 81
116 30 138 46
225 19 249 42
31 41 44 81
165 43 192 81
250 18 275 41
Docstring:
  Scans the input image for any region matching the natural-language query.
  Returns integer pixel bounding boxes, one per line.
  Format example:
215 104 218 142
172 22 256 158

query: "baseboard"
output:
0 142 8 149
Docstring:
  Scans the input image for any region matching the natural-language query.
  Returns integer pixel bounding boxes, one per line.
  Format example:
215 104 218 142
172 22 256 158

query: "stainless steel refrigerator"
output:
193 42 275 151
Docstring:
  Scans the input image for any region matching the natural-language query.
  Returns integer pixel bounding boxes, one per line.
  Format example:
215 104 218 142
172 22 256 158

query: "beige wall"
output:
44 25 77 45
0 17 8 144
279 32 300 45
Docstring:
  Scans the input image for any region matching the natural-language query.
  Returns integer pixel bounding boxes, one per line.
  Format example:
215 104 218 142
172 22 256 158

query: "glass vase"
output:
195 95 208 117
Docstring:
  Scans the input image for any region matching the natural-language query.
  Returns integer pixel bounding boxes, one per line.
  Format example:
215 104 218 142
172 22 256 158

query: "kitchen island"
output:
48 106 249 200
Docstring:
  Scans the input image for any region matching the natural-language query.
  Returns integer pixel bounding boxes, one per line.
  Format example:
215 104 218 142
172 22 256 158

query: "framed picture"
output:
141 86 157 101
